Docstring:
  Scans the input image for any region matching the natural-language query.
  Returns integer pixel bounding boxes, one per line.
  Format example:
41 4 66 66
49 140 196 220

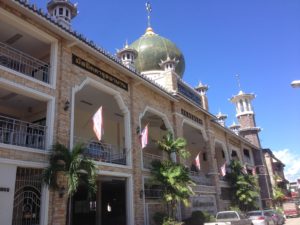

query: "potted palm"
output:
43 143 97 225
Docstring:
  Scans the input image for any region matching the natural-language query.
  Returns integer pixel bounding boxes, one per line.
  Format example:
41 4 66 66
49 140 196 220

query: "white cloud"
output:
273 149 300 182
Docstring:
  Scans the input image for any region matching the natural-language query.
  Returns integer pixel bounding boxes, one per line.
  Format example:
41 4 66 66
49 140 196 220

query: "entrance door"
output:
101 179 126 225
72 185 96 225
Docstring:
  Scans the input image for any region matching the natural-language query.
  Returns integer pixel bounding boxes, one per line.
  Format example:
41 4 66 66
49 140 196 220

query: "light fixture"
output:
107 202 112 212
140 189 144 199
58 186 65 198
64 100 70 111
136 126 140 134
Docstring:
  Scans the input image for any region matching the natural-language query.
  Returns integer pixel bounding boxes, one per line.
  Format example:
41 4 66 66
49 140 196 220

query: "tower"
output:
215 111 227 127
229 121 241 135
159 55 179 72
47 0 78 30
117 43 138 70
230 90 261 147
194 82 209 111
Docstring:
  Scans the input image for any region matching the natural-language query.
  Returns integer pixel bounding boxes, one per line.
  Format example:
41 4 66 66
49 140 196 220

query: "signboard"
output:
177 82 202 106
0 187 9 192
72 54 128 91
191 195 217 215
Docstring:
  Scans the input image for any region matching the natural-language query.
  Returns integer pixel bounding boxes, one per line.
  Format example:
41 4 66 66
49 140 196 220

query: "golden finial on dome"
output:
145 27 155 35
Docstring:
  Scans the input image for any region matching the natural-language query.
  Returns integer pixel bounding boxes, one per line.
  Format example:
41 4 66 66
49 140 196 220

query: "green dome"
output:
129 27 185 77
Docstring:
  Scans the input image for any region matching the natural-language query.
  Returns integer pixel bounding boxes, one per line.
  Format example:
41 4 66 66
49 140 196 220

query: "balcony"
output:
0 42 50 83
74 137 126 165
143 152 164 169
189 171 213 186
0 115 46 150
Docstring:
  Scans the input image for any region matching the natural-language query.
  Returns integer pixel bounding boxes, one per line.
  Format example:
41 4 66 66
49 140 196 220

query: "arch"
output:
70 77 132 166
138 106 173 135
214 139 229 163
181 119 208 141
229 145 242 162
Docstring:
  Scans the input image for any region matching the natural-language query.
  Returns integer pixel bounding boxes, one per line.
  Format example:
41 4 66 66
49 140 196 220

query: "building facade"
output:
0 1 271 225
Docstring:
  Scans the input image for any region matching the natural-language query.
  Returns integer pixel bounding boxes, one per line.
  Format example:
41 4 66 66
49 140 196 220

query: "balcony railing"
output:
74 137 126 165
143 152 163 169
0 42 50 83
144 188 163 199
0 115 46 150
189 171 213 186
243 156 252 164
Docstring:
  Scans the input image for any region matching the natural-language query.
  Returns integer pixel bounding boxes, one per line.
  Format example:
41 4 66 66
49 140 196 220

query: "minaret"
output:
47 0 78 30
229 121 241 135
195 82 209 111
159 56 179 72
117 42 138 70
230 90 261 147
215 111 227 127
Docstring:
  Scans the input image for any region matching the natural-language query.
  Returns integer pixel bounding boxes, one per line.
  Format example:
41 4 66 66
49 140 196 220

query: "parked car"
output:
264 209 285 225
204 211 252 225
247 210 275 225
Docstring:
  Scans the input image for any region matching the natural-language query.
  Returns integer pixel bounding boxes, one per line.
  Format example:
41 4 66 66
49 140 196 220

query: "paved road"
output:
285 217 300 225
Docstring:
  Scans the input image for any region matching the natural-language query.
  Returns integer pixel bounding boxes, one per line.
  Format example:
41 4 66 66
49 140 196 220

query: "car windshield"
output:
247 211 263 217
217 212 238 219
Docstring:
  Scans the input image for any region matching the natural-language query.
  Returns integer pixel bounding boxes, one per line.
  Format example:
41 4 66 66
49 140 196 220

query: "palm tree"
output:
43 143 97 225
158 131 190 161
226 160 259 211
150 132 194 222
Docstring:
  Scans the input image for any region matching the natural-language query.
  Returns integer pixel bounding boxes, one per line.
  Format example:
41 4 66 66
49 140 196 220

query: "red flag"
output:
195 153 201 170
93 106 103 141
220 163 226 176
140 124 148 149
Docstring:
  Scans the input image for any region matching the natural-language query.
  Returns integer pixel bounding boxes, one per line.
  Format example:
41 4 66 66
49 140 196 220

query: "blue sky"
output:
35 0 300 181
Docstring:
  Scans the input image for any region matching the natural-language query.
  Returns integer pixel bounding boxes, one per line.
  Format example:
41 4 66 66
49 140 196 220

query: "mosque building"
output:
0 0 275 225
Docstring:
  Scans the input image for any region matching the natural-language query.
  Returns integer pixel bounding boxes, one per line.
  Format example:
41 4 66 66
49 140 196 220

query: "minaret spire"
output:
145 1 152 28
235 74 242 91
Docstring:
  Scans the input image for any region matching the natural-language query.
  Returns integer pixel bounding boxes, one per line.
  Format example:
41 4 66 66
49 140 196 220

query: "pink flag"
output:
140 124 149 149
93 106 103 141
242 165 248 174
252 167 256 176
195 153 201 170
220 163 226 176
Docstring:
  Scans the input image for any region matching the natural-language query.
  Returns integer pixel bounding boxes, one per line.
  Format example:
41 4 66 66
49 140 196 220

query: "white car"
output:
247 210 275 225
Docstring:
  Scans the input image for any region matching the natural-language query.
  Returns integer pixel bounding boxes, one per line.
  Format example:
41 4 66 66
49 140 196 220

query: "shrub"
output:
184 211 215 225
153 212 168 225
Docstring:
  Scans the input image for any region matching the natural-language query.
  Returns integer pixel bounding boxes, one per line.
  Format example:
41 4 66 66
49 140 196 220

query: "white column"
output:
243 99 247 112
0 164 17 225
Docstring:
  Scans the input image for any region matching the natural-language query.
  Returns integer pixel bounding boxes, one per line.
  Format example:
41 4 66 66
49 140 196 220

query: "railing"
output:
144 188 163 199
0 115 46 150
74 137 126 165
243 156 252 164
143 152 163 169
189 171 213 186
0 42 50 83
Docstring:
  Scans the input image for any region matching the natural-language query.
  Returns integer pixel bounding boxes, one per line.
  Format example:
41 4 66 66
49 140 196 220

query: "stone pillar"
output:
51 172 68 225
204 115 221 212
96 181 102 225
131 80 144 225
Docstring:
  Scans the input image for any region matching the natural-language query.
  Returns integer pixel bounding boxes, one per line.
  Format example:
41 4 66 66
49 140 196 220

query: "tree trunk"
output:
170 152 177 163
